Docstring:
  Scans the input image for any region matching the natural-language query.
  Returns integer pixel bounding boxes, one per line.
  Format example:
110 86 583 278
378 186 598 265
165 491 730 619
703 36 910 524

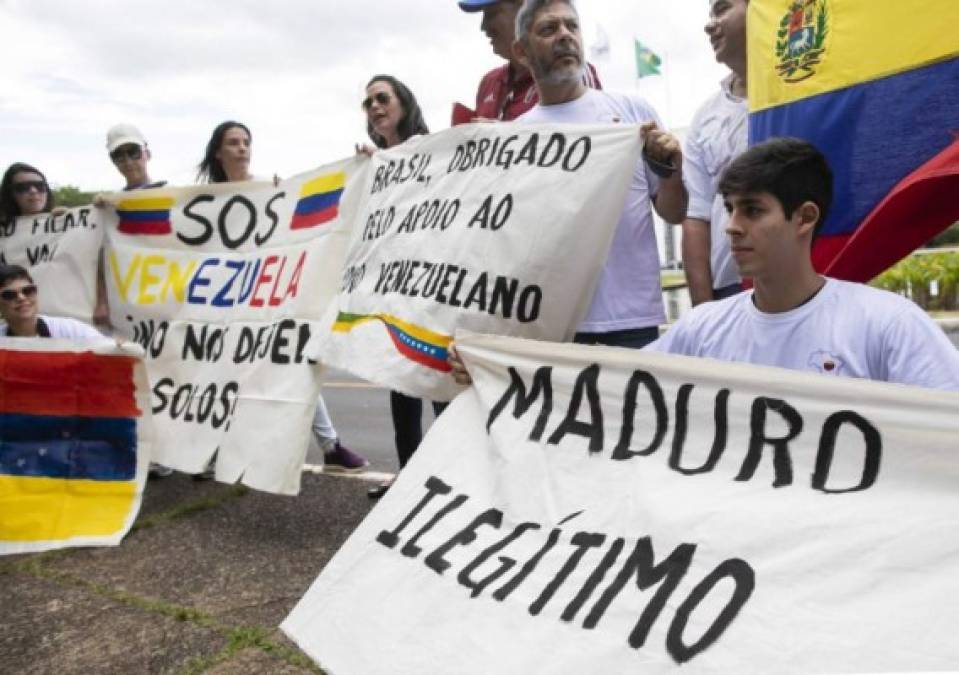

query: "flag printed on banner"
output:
748 0 959 280
634 39 662 77
332 312 451 372
291 172 346 230
0 343 151 556
116 196 175 235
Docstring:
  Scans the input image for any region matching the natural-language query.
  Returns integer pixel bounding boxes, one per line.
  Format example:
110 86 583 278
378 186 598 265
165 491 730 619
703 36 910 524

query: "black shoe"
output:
367 482 391 500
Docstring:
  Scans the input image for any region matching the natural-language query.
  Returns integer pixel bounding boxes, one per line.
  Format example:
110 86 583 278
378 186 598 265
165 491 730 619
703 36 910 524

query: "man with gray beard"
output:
514 0 687 348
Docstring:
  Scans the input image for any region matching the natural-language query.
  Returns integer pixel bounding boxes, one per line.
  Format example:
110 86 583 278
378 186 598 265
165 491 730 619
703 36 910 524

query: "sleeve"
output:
644 313 696 356
683 110 716 222
880 303 959 391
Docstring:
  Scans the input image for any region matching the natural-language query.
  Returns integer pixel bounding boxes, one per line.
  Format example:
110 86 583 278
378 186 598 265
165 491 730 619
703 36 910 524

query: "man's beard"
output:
530 46 585 87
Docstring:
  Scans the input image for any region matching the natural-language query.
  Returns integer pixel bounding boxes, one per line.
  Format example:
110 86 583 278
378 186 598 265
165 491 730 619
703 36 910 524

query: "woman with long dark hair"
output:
194 121 368 475
197 121 254 183
360 75 444 499
0 163 55 222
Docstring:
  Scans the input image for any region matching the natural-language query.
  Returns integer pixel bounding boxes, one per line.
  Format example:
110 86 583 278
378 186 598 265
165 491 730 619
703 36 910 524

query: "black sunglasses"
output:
362 91 393 111
12 180 46 195
110 145 143 162
0 284 38 301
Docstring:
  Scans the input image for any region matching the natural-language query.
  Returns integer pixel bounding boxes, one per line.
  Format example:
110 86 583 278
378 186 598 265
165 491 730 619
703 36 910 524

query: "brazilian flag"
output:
634 39 662 78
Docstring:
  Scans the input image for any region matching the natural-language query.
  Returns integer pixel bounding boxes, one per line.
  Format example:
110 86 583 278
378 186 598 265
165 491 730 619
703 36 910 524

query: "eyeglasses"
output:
110 145 143 162
362 91 392 111
0 284 38 301
12 181 46 195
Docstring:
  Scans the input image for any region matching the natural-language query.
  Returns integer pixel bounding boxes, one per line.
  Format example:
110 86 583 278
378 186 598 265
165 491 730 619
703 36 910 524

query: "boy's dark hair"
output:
0 264 34 288
718 137 833 237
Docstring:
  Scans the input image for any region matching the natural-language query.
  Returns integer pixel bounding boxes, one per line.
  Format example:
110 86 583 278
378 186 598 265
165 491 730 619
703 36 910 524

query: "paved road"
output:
305 369 440 474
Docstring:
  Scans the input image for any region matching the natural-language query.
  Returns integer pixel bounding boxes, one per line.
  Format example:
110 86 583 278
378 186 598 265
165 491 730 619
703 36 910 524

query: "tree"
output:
52 185 99 208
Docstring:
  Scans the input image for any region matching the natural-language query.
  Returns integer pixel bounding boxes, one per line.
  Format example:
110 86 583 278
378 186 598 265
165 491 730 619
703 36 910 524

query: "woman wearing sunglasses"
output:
0 163 56 223
0 264 103 339
359 75 445 500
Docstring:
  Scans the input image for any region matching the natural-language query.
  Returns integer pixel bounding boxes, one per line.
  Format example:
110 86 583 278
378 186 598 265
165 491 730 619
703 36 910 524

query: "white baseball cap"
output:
106 123 147 152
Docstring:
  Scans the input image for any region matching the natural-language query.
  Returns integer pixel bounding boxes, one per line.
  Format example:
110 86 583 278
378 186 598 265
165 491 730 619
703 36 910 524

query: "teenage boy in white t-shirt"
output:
448 138 958 389
647 137 959 391
513 0 687 349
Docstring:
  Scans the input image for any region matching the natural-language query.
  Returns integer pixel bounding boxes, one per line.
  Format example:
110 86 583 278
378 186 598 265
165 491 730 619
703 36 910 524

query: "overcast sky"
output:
0 0 727 191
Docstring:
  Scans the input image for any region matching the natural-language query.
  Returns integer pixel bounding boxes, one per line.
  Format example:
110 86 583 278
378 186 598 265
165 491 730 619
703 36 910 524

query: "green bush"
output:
872 251 959 310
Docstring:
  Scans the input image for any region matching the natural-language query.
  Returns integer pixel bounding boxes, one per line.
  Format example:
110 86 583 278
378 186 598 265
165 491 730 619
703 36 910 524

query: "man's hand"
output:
640 122 682 174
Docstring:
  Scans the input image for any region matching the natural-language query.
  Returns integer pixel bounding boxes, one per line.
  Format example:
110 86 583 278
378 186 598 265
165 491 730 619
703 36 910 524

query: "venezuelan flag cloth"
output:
748 0 959 281
0 339 152 556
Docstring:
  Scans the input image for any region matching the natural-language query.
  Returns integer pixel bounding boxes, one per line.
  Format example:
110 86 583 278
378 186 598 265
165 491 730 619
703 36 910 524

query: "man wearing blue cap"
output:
457 0 601 122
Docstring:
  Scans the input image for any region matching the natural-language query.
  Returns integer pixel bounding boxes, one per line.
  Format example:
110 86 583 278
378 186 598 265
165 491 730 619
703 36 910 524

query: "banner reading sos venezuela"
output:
317 123 641 402
101 160 366 495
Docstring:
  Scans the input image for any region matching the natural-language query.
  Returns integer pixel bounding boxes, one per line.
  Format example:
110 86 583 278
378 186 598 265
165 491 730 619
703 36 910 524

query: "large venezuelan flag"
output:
748 0 959 280
0 343 149 555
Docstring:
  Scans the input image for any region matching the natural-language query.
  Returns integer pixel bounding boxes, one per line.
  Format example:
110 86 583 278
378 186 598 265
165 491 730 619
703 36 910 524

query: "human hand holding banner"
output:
317 123 641 402
284 332 959 672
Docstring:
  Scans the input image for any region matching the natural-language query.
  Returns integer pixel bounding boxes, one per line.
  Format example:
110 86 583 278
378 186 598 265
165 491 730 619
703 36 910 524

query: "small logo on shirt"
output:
808 350 844 375
483 94 496 104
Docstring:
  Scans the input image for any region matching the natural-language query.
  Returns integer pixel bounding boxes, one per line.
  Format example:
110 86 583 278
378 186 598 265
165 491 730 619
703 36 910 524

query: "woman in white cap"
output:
105 123 166 191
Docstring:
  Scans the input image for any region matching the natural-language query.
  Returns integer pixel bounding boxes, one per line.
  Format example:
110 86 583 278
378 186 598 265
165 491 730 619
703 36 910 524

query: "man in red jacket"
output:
457 0 601 122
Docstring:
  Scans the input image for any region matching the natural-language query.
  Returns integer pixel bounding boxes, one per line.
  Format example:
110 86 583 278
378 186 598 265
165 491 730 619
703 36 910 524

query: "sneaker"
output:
324 441 369 474
148 463 174 479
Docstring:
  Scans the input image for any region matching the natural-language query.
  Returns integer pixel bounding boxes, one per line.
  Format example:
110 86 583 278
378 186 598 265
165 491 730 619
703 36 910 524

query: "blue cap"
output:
458 0 498 11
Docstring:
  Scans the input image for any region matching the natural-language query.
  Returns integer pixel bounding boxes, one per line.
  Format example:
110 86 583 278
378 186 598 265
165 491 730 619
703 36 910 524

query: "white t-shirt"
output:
683 75 748 290
646 278 959 391
0 315 105 340
519 88 666 332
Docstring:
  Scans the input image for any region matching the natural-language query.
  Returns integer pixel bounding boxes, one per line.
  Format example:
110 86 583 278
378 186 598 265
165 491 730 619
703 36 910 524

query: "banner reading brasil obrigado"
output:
101 160 364 495
316 123 642 402
0 206 103 322
0 340 152 556
284 334 959 673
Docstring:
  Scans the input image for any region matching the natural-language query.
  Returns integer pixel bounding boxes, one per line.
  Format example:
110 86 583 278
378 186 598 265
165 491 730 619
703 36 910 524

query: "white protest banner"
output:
102 160 365 494
318 124 641 401
0 207 102 321
284 333 959 673
0 339 152 556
